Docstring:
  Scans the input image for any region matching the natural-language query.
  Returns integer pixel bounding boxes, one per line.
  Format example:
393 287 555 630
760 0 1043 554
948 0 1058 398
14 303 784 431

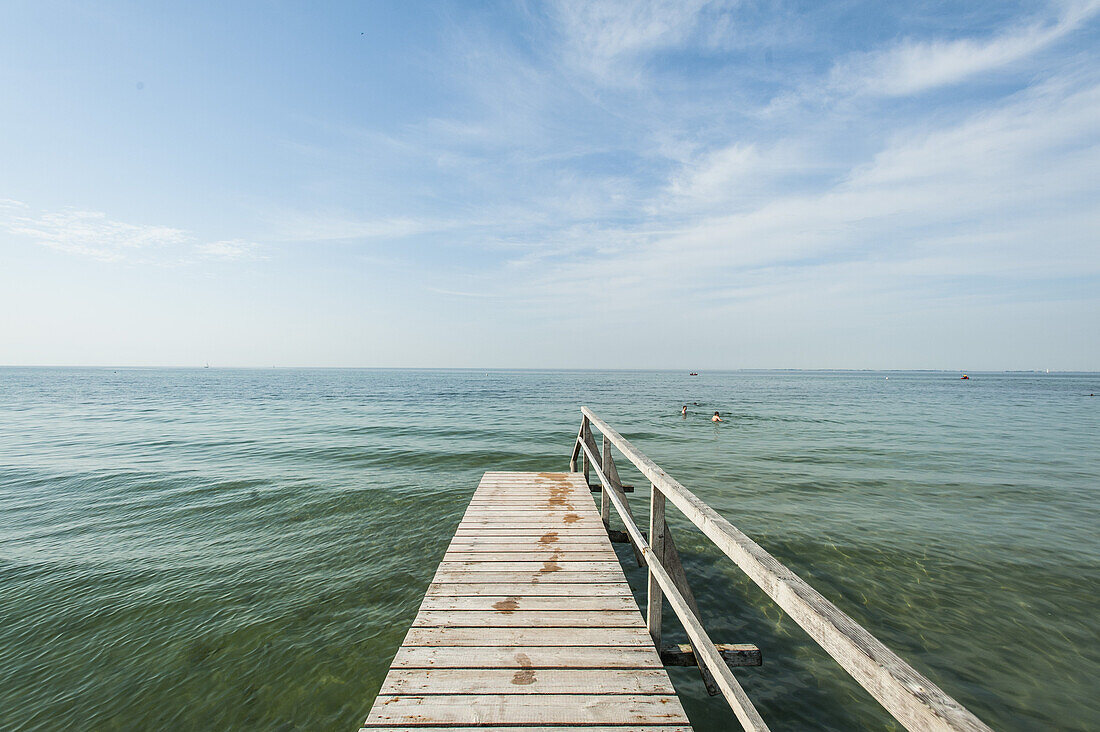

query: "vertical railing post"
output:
581 415 591 486
601 434 612 527
647 482 665 648
569 418 583 472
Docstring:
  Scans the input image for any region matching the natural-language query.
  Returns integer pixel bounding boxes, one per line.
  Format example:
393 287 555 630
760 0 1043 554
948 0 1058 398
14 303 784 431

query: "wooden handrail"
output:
576 436 769 731
575 407 993 732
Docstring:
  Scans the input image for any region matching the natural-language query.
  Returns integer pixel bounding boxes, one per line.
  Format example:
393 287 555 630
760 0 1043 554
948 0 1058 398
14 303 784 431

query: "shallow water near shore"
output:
1 367 1097 730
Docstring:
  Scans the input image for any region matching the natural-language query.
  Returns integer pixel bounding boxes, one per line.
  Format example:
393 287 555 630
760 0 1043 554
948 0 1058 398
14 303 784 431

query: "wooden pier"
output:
360 409 994 731
361 471 693 729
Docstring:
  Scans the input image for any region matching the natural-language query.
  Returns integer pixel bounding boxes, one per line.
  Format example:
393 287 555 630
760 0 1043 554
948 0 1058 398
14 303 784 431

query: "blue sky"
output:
1 0 1098 368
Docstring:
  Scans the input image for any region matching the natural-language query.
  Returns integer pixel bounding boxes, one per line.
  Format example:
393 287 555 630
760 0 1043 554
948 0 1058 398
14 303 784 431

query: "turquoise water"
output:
1 368 1097 730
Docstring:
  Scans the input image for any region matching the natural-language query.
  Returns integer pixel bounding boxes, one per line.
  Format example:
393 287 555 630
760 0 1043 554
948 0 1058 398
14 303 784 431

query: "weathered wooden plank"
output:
462 508 590 514
460 511 595 517
453 526 610 533
455 525 607 532
475 481 583 484
436 561 623 572
365 694 688 726
419 595 639 612
451 530 612 538
443 551 614 562
468 487 584 491
362 727 690 732
465 494 586 499
442 548 616 556
378 668 676 695
461 508 588 513
445 541 614 549
412 609 646 628
465 494 585 498
391 645 664 669
457 519 606 527
432 570 630 584
468 493 586 498
451 530 608 539
425 582 634 598
443 543 615 552
448 532 608 541
401 626 655 647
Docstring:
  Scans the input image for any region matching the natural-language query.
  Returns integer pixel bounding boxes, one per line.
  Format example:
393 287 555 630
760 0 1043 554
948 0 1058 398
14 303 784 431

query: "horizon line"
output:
0 365 1095 374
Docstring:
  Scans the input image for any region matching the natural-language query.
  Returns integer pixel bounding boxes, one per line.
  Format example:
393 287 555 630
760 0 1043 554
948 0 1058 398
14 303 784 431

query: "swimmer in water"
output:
712 411 722 422
681 405 688 416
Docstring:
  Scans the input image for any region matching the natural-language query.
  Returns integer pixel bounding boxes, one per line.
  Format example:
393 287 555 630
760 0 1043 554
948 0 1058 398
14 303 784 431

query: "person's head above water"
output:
712 411 722 422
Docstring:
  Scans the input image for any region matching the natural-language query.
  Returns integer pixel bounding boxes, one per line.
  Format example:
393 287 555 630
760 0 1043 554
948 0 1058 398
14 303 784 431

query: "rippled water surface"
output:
1 368 1097 730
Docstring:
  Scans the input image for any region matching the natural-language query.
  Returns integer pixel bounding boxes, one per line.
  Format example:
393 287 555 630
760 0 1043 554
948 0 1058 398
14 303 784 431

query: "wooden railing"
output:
570 407 993 732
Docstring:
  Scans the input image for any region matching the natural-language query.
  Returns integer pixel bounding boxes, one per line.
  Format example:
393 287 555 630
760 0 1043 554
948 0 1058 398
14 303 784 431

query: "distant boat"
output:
204 362 210 369
689 372 698 376
960 374 969 380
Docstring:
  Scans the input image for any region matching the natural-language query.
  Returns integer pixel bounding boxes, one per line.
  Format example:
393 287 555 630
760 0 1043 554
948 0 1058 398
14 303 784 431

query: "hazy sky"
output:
2 1 1098 369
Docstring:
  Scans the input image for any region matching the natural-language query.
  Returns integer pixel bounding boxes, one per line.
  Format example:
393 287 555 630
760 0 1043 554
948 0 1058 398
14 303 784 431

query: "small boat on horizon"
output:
689 372 698 376
960 374 969 380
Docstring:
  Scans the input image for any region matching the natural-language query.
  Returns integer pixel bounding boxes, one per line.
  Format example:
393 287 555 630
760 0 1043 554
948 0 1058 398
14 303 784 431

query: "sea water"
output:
1 368 1097 730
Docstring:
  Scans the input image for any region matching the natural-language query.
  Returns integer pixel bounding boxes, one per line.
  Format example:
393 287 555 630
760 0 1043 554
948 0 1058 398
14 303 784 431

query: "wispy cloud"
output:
501 72 1100 318
829 0 1100 96
195 240 263 261
0 201 189 261
550 0 718 81
0 200 262 263
4 2 1097 366
261 210 446 243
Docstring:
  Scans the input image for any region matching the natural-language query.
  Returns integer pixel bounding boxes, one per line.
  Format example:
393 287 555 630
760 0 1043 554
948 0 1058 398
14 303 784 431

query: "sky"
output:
1 0 1098 369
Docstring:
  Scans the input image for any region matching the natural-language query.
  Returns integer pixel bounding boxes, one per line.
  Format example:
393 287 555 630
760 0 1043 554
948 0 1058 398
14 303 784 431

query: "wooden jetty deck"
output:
359 409 994 731
361 471 693 730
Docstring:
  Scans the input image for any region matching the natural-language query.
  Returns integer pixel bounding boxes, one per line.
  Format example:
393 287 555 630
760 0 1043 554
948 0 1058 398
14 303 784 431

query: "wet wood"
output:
660 643 763 668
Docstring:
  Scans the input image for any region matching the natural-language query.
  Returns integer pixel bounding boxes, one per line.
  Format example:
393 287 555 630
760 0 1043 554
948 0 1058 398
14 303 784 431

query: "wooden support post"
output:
608 528 647 543
602 438 643 566
590 483 634 493
662 524 720 696
569 420 584 472
661 643 762 668
647 483 665 648
584 424 602 478
581 416 591 485
600 435 612 527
